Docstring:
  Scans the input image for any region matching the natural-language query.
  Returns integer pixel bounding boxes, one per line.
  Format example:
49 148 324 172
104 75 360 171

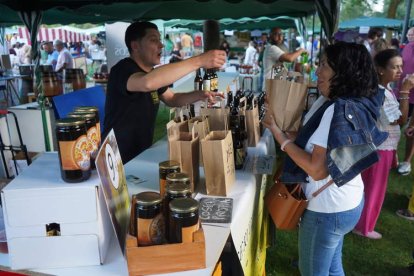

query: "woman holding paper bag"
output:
263 42 387 275
353 49 414 239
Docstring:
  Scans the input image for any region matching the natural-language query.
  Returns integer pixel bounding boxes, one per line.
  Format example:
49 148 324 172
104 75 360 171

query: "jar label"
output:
58 135 91 171
137 213 164 246
86 126 99 158
181 220 199 243
96 123 101 145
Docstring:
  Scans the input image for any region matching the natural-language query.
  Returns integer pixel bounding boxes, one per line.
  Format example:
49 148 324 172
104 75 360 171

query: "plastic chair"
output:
52 86 106 131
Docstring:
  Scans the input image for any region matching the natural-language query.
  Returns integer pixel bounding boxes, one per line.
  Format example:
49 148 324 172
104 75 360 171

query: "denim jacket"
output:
281 89 387 187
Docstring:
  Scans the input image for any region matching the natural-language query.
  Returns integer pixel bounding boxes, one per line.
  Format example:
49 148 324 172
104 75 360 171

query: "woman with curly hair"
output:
263 42 387 275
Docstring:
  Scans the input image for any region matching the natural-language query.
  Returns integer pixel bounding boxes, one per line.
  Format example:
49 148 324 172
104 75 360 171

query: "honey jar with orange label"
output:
56 118 91 183
169 198 199 243
67 112 98 169
133 191 164 246
159 160 180 197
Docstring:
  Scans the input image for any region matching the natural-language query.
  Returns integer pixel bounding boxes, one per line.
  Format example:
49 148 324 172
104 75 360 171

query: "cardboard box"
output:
1 152 113 270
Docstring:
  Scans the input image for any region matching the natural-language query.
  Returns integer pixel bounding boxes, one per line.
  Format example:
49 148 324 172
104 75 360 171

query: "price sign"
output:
95 129 130 254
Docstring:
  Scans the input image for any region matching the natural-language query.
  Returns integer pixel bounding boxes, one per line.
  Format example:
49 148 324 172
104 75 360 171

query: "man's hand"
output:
200 90 225 105
199 50 227 69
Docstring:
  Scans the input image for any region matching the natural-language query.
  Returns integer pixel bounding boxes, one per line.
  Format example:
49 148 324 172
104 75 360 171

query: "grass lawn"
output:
266 136 414 275
152 107 414 275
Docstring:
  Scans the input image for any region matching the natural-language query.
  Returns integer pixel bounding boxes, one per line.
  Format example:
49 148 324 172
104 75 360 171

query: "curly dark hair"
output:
324 42 378 99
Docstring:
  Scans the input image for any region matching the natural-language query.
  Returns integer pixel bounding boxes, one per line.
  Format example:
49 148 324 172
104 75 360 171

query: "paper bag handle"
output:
242 76 253 92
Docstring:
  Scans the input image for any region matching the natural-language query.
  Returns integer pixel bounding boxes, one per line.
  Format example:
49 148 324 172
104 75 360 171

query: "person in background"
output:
353 49 414 239
262 27 305 91
364 27 384 53
164 34 174 56
370 38 390 58
219 40 231 57
169 42 184 63
54 39 74 72
18 44 32 65
391 38 401 52
42 41 59 70
180 32 193 57
397 27 414 176
257 33 268 91
244 41 257 66
263 42 386 275
103 21 226 164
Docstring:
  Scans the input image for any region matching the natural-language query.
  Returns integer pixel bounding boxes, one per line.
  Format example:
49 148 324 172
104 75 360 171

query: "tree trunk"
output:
387 0 402 18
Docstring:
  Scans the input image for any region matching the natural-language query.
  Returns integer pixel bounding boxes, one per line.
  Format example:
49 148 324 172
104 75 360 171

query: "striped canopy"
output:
17 26 91 45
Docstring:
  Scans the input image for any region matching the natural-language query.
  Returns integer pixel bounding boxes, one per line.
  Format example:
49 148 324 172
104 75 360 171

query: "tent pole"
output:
401 0 413 44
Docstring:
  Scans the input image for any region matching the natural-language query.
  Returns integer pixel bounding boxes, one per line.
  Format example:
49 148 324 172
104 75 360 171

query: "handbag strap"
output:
311 179 334 198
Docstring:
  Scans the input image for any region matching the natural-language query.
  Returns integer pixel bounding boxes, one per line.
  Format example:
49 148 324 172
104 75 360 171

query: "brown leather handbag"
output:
265 179 333 230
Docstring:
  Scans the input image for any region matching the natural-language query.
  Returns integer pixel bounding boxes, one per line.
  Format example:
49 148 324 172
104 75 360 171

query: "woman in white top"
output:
263 42 385 275
354 49 414 239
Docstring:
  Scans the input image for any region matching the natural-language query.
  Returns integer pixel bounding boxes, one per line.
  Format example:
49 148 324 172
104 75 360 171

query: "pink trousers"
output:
354 150 395 235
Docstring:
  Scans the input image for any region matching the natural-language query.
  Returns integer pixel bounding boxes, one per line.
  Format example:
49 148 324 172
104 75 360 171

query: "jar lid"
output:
135 192 162 206
67 112 95 119
159 160 180 169
74 106 99 112
169 198 199 213
166 182 191 195
56 118 85 127
73 110 96 117
166 172 189 182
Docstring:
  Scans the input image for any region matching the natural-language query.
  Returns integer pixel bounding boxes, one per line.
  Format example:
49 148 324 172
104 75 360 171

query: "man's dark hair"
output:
125 21 158 53
367 27 383 40
324 42 378 99
374 48 400 69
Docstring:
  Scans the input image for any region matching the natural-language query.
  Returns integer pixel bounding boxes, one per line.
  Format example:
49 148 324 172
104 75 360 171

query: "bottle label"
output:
236 148 244 167
203 80 211 91
181 220 199 243
86 126 99 159
137 213 165 246
58 135 91 171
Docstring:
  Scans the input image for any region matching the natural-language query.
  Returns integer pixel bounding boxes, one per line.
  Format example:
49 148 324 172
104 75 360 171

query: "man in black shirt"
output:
103 21 226 163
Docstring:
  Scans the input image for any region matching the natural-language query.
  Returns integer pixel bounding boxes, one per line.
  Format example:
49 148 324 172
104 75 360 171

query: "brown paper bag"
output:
266 71 307 132
246 96 260 147
188 116 209 166
200 100 229 131
201 130 235 196
166 108 189 140
168 123 200 192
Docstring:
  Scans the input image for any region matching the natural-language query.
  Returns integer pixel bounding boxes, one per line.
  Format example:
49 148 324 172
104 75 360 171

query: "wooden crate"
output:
126 228 206 275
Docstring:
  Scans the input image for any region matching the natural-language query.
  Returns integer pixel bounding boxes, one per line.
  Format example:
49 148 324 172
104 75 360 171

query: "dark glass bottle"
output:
194 68 203 91
233 126 244 170
212 69 218 92
227 90 233 108
202 69 211 91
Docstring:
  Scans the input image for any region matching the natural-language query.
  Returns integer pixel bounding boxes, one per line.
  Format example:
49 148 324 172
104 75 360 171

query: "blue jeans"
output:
298 199 364 276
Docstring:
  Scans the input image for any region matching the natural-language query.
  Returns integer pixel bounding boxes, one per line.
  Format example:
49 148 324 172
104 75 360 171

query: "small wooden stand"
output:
126 228 206 275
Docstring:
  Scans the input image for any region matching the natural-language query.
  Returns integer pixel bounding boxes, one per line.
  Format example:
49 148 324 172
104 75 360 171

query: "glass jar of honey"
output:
164 182 192 242
74 106 101 142
56 118 91 183
67 112 98 169
169 198 199 243
159 160 180 197
132 191 164 246
166 172 190 189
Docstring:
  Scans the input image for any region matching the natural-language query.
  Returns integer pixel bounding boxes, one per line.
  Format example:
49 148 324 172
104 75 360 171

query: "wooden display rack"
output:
126 228 206 275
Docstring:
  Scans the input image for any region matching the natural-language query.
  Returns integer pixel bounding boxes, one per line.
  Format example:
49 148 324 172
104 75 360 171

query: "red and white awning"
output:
18 27 91 45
